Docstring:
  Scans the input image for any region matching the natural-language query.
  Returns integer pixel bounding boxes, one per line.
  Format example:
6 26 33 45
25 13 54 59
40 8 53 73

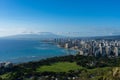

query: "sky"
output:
0 0 120 37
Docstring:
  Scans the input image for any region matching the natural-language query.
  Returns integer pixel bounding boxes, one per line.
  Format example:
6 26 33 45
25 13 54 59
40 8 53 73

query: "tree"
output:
0 77 3 80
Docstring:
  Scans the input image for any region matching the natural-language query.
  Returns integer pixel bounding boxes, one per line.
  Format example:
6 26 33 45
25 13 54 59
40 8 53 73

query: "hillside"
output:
0 55 120 80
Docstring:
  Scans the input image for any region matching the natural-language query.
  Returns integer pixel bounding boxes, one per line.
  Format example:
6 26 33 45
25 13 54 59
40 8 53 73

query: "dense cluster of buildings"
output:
0 62 13 68
54 38 120 57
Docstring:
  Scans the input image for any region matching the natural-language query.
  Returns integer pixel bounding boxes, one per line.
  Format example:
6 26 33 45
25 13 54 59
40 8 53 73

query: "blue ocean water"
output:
0 39 76 63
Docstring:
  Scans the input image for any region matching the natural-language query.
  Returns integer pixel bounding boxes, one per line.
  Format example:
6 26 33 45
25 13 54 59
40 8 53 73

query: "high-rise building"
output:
99 44 102 54
105 46 110 56
79 50 84 55
114 47 118 57
65 43 69 48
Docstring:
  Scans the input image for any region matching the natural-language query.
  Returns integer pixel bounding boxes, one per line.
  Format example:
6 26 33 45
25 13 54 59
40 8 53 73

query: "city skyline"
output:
0 0 120 37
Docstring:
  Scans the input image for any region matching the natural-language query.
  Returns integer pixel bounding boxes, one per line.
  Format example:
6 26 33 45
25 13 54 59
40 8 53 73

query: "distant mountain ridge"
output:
1 32 120 40
2 32 64 40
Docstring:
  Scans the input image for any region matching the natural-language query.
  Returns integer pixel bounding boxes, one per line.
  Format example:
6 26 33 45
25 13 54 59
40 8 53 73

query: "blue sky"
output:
0 0 120 37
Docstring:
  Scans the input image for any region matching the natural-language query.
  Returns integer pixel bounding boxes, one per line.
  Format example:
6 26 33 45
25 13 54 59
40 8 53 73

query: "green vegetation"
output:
0 55 120 80
36 62 83 72
79 67 112 80
0 73 11 79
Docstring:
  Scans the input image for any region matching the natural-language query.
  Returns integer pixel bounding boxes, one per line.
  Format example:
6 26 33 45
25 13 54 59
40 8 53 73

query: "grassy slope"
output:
0 62 120 80
0 72 12 79
36 62 83 72
36 62 120 80
79 67 112 80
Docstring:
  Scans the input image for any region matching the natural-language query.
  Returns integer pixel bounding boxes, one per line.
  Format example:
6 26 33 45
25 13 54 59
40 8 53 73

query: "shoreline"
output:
57 44 79 52
0 41 77 64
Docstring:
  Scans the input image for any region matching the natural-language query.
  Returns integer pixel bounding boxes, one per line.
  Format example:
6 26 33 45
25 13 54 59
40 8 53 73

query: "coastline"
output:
57 44 78 52
0 40 77 64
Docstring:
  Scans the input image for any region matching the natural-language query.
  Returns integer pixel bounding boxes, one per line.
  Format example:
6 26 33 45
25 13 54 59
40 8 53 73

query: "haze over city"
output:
0 0 120 37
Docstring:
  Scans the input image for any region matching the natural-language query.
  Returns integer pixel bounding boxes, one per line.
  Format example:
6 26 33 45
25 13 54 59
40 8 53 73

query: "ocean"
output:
0 39 76 63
